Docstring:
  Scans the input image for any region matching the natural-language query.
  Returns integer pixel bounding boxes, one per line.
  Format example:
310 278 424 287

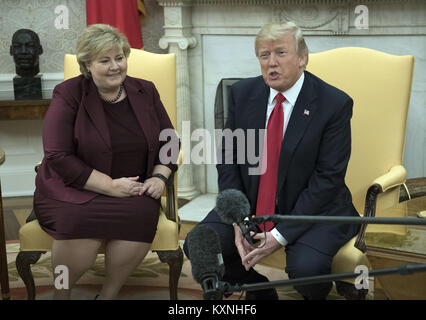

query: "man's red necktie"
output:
256 93 285 232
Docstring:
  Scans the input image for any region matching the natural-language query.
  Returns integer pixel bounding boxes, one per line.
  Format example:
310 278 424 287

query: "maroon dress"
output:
34 97 160 243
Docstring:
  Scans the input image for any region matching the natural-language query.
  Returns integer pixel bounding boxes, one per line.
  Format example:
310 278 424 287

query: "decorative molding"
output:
158 3 197 50
158 0 426 36
159 36 197 50
271 4 350 34
187 0 426 36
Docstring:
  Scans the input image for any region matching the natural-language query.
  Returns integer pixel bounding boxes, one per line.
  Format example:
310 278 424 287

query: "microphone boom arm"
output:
250 214 426 226
222 263 426 295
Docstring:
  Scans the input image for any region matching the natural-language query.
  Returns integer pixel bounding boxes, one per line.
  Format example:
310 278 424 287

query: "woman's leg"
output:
51 238 103 300
99 240 151 299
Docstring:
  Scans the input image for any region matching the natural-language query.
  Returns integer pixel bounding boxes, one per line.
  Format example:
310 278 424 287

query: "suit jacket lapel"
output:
277 71 318 192
246 78 269 133
82 78 111 150
246 78 269 205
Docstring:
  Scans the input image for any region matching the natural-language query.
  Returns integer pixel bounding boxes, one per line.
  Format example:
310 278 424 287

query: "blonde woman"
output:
34 24 178 299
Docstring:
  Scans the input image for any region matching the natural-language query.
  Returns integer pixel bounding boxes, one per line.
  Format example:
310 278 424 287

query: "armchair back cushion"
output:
306 47 414 236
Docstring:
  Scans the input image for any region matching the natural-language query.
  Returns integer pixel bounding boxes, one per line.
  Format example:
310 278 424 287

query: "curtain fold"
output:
86 0 145 49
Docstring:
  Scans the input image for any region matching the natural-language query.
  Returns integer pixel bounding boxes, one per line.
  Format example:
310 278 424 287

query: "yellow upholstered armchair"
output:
259 47 414 299
16 49 183 299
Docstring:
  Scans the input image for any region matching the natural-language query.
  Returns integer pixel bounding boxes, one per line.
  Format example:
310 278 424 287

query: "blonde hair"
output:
255 22 309 67
76 24 131 78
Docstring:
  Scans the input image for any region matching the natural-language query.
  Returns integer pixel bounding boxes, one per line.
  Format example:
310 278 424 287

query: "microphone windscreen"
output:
215 189 250 225
187 224 225 284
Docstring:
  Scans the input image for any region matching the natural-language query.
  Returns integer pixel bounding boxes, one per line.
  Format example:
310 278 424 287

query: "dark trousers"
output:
183 209 334 300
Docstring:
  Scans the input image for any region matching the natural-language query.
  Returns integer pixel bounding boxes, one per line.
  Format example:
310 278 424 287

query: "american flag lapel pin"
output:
304 109 310 116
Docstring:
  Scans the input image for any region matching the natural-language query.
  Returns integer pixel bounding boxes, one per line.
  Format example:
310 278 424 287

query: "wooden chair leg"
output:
0 248 9 300
335 281 368 300
0 182 10 300
156 247 183 300
0 225 10 300
16 251 45 300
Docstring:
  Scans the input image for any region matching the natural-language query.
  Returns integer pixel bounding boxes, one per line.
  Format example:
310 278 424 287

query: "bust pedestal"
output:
13 75 42 100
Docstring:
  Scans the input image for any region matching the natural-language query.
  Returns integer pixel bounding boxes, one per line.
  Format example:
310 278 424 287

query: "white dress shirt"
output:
265 72 305 247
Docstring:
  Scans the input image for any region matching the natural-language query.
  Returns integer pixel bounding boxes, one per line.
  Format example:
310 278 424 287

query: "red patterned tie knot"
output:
276 93 286 105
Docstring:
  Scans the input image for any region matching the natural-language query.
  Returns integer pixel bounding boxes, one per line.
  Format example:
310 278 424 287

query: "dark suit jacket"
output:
35 75 178 204
213 71 360 256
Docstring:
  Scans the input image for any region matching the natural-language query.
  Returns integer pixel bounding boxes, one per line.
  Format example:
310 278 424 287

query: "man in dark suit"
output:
184 22 360 300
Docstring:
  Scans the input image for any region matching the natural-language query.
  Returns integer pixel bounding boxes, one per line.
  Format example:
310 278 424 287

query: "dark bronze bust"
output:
10 29 43 77
10 29 44 99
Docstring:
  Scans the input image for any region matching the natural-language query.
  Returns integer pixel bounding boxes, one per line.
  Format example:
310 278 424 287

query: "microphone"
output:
215 189 258 245
187 224 225 300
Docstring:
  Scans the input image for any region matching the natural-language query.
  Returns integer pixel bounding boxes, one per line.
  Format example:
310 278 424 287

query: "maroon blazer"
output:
35 75 178 204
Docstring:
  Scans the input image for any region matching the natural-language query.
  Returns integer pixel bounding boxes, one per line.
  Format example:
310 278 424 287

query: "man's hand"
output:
240 231 282 271
233 224 254 263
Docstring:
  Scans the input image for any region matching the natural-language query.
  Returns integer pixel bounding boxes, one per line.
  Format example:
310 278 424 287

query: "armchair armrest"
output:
372 165 407 193
163 149 182 222
355 165 407 252
164 172 177 222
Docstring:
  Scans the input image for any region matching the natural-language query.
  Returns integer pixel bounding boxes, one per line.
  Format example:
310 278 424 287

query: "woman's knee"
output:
52 239 102 272
104 240 150 267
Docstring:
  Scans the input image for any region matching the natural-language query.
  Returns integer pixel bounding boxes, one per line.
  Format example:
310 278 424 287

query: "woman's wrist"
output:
150 173 168 184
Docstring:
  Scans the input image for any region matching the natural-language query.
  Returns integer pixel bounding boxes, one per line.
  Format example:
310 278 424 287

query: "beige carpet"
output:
4 241 352 300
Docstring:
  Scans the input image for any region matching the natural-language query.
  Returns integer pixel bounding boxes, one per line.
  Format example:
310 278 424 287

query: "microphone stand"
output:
213 200 426 298
221 263 426 296
250 215 426 226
